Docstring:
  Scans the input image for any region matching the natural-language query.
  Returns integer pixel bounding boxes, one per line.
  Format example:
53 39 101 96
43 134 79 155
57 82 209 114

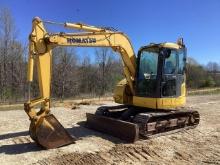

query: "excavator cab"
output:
135 43 187 108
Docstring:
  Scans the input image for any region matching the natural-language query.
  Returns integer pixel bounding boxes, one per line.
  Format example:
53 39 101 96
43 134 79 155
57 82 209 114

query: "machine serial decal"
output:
67 38 96 43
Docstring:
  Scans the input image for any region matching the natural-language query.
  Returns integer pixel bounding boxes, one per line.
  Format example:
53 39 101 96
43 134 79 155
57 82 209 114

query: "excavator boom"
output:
25 17 138 148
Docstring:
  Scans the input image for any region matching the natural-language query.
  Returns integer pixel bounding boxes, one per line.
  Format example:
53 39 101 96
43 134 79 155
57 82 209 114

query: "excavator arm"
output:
24 17 137 148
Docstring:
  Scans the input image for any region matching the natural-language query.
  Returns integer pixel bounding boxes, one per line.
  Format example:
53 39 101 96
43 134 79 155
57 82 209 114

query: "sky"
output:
0 0 219 64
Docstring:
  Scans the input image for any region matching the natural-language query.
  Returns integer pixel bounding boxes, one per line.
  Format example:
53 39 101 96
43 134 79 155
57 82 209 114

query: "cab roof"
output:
140 40 185 51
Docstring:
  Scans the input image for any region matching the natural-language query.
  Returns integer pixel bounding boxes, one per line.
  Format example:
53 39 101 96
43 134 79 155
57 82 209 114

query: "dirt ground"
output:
0 94 219 165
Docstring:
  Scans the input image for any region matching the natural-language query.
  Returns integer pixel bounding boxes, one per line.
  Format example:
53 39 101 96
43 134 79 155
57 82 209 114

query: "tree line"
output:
186 58 220 89
0 8 220 103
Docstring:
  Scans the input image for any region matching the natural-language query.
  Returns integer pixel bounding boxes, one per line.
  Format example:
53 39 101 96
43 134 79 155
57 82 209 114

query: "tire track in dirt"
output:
0 136 33 145
31 144 159 165
32 152 107 165
12 136 33 144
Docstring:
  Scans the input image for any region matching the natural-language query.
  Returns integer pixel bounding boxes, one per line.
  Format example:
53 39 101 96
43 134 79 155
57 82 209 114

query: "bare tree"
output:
78 55 99 96
95 48 110 95
206 61 220 86
52 47 78 100
0 8 25 102
206 62 220 73
95 48 123 96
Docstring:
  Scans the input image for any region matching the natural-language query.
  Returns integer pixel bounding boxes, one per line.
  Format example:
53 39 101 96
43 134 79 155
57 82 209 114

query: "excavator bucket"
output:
30 114 76 149
86 113 139 142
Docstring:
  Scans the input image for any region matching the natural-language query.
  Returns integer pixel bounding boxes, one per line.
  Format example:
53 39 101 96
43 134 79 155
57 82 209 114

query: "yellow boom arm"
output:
25 17 136 121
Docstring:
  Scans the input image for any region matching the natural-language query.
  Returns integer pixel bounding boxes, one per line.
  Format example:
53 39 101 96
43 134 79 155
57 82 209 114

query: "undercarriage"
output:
86 105 200 142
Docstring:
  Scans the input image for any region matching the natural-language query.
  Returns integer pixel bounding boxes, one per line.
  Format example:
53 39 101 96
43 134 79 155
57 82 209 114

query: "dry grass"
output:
0 97 114 111
188 87 220 95
0 103 23 111
2 87 220 111
52 97 114 110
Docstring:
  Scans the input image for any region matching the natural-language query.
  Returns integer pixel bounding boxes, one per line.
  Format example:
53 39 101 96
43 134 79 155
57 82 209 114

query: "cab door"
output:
161 49 186 98
136 49 159 97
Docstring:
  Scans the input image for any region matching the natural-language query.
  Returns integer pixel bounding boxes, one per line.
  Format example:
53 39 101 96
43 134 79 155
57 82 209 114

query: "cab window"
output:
138 51 158 80
164 51 177 74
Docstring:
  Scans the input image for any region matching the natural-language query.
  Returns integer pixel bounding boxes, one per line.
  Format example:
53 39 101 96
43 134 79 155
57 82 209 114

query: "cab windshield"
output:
138 50 158 80
136 49 158 97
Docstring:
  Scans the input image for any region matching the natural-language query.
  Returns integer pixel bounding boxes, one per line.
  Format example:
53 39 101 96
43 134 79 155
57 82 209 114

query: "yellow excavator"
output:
24 17 199 149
